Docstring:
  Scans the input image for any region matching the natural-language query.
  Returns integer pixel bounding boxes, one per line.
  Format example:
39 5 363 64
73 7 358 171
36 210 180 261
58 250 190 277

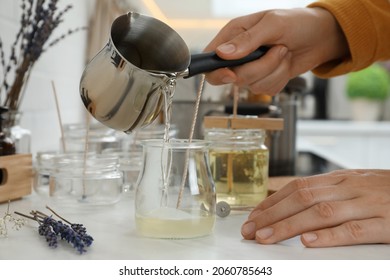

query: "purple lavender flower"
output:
36 215 93 254
38 219 58 248
71 223 94 247
15 208 93 254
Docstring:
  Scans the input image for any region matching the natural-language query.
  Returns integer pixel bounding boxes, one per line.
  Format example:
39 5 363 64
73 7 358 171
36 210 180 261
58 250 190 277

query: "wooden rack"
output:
203 115 284 131
0 154 33 203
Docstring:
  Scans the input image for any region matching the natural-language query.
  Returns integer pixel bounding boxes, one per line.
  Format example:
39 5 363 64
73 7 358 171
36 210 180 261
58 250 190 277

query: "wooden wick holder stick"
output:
203 116 284 131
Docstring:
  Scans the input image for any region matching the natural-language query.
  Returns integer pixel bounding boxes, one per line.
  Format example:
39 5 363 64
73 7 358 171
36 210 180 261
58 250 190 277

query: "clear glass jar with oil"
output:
204 128 269 207
135 139 216 239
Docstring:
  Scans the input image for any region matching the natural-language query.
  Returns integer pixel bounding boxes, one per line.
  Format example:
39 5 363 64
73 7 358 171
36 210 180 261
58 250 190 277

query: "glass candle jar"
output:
102 148 143 195
47 154 123 205
204 128 269 207
62 122 120 153
34 151 97 196
33 150 61 196
119 123 178 152
135 139 216 239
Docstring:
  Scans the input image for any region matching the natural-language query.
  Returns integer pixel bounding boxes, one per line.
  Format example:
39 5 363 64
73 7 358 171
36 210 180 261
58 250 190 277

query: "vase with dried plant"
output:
0 0 85 152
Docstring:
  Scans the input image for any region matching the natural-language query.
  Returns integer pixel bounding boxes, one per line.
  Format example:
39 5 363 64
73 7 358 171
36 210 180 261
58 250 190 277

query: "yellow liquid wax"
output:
209 149 269 207
135 207 215 239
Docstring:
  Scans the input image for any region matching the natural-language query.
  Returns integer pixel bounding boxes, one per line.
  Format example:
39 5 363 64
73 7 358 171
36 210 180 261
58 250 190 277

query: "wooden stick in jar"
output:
51 80 67 152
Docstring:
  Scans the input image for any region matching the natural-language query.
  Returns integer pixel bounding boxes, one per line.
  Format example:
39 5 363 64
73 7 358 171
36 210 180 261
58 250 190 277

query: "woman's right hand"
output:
204 7 349 95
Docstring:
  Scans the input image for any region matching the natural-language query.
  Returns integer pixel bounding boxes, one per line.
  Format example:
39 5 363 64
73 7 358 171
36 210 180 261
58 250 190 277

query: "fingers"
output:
241 171 368 241
212 11 286 60
205 45 290 95
250 172 347 217
234 45 290 95
241 170 390 247
302 218 390 247
241 185 358 241
251 198 371 244
204 11 292 94
203 11 268 56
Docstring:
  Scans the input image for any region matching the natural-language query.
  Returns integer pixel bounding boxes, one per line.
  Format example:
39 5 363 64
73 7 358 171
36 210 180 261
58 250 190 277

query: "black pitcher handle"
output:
186 46 269 78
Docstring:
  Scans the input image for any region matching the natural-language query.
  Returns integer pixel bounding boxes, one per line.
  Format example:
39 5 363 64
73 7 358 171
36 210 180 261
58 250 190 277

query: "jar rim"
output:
140 139 210 149
204 128 266 134
204 128 266 140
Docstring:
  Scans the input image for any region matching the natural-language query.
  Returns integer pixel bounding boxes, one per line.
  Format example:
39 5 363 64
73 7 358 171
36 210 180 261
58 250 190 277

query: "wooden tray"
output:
0 154 33 203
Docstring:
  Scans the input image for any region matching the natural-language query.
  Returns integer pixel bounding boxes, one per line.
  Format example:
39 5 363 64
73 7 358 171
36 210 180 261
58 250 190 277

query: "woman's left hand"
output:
241 169 390 247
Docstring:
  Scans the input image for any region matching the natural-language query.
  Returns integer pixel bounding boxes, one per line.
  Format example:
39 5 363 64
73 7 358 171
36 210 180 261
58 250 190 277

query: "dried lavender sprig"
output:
0 1 28 96
42 216 86 254
45 206 94 246
38 219 58 248
45 26 87 50
0 39 5 70
31 211 89 253
1 0 85 110
15 209 93 254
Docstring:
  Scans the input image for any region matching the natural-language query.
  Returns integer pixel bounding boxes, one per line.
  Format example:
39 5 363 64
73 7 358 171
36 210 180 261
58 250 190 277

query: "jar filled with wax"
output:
204 128 269 207
135 139 216 239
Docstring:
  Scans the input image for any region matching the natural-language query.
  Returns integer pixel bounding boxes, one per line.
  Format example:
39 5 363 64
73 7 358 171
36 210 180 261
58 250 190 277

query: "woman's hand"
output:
204 7 349 95
241 170 390 247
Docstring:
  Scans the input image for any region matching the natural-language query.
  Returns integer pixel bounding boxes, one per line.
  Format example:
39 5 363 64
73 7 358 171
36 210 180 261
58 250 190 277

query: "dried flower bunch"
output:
16 206 94 254
0 0 85 111
0 201 26 237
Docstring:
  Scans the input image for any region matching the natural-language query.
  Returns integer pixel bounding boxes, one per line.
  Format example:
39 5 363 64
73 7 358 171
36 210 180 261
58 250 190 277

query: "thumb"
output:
215 13 282 60
216 34 260 60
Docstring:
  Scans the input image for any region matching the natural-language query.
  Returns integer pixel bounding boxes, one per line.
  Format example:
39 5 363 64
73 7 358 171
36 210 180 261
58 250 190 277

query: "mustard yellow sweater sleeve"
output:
308 0 390 78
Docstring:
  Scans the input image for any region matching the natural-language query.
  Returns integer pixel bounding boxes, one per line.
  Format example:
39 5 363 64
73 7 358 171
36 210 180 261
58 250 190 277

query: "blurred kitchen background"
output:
1 0 390 171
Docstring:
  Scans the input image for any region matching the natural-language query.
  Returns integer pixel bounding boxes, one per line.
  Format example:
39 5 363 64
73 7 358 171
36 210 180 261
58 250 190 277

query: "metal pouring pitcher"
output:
80 12 268 133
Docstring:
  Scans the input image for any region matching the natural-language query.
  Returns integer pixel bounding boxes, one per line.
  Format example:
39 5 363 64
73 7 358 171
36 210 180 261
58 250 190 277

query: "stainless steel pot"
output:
268 76 307 176
80 12 268 133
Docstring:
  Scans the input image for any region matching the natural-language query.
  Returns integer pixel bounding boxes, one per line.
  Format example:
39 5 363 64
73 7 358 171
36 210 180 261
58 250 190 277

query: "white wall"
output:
0 0 94 154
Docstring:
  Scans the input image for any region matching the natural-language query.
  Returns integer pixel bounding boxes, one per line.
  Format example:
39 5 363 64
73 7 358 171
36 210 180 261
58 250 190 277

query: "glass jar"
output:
33 150 62 196
119 123 178 153
62 122 120 153
0 107 16 156
204 128 269 207
135 139 215 239
47 153 123 205
102 148 143 196
3 110 31 154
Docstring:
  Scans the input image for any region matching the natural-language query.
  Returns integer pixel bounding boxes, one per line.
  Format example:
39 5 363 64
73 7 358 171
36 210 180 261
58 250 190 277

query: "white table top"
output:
1 192 389 260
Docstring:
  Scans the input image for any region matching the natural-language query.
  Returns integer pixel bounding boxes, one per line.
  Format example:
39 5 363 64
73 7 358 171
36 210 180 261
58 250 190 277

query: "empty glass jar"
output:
204 128 269 207
135 139 215 239
102 148 143 195
34 150 62 196
62 122 120 153
35 153 123 205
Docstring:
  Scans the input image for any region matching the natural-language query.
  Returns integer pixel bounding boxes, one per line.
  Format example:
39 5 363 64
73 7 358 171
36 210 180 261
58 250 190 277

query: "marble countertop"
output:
1 191 389 260
297 120 390 136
